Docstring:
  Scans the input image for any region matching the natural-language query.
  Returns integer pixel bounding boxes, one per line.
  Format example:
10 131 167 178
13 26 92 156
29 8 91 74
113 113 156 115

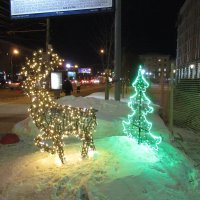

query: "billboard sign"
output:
51 72 62 90
67 71 76 79
10 0 113 19
78 68 91 74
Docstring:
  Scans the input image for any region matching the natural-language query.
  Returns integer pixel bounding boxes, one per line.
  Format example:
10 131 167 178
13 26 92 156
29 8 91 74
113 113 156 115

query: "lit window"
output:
197 63 200 78
190 64 195 69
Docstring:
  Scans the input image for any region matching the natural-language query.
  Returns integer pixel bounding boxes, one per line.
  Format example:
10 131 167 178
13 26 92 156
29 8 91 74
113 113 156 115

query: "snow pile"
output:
0 93 200 200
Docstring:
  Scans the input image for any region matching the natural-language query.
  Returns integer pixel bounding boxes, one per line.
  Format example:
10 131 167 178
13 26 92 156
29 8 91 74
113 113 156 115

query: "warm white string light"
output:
21 49 97 164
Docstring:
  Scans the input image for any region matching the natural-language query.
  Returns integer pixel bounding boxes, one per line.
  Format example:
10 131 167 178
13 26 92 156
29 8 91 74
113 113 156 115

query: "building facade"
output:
176 0 200 80
139 54 171 83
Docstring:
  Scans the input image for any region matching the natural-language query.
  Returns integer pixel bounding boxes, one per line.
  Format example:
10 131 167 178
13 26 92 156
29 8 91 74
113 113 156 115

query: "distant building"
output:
139 53 171 83
176 0 200 80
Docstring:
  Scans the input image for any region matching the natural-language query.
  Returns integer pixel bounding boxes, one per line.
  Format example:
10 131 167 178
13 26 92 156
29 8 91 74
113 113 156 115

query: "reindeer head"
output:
20 49 64 96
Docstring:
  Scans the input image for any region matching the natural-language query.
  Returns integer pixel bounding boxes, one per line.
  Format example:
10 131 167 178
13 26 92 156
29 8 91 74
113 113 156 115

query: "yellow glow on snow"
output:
54 155 63 167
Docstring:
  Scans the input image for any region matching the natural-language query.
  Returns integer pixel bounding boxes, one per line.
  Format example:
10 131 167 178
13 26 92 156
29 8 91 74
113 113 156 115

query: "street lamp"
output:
66 63 71 69
10 48 19 81
13 49 19 55
100 49 104 54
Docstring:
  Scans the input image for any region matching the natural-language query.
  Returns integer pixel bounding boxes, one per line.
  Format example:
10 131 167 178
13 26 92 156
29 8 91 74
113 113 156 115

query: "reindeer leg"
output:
85 130 95 152
81 140 88 158
89 134 95 151
81 131 96 158
53 133 65 164
57 143 65 164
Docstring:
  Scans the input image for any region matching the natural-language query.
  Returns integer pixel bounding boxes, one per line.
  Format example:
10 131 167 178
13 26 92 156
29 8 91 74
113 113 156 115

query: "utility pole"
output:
46 18 50 52
114 0 121 101
45 18 60 98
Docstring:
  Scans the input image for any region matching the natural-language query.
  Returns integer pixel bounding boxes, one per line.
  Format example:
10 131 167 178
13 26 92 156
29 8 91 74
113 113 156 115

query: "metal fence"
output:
148 78 200 134
173 79 200 132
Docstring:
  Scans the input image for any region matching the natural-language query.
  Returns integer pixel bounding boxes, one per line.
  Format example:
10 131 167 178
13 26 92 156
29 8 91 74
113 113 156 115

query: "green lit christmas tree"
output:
122 65 162 150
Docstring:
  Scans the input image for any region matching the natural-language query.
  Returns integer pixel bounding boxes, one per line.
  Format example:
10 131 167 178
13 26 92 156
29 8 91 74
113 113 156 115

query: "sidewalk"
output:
172 126 200 170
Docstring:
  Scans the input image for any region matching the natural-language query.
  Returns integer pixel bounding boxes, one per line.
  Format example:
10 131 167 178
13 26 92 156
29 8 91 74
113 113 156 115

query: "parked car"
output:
0 79 6 88
6 80 22 90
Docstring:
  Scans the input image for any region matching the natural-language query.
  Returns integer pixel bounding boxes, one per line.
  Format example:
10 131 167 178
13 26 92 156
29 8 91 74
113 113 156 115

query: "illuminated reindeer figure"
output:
21 49 97 164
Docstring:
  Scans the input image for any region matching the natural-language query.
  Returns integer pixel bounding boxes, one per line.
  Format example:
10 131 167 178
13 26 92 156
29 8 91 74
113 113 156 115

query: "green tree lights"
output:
122 65 162 150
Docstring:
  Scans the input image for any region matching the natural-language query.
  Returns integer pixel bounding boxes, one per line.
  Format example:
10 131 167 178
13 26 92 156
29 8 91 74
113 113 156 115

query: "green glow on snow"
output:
122 65 162 150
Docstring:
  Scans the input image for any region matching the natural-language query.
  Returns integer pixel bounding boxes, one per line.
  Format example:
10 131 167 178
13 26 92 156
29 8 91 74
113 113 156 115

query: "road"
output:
0 84 106 133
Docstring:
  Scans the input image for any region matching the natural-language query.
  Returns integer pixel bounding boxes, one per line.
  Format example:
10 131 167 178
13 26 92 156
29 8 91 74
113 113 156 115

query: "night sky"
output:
123 0 185 55
49 0 185 67
1 0 186 70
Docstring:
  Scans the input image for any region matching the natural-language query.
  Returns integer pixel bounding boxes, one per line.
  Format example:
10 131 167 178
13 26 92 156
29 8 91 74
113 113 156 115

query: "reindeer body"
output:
21 49 96 163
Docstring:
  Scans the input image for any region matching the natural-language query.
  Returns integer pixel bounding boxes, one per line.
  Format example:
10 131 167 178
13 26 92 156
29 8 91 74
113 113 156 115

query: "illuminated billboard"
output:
78 68 91 74
51 72 62 90
67 71 76 79
10 0 113 19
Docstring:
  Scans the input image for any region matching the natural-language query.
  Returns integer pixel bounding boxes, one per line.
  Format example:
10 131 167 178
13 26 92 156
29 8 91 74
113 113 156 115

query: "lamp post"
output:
114 0 121 101
100 49 105 71
100 48 109 100
10 48 19 81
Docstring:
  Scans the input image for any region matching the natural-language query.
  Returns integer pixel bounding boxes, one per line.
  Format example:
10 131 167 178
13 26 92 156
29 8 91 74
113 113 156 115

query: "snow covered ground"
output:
0 88 200 200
